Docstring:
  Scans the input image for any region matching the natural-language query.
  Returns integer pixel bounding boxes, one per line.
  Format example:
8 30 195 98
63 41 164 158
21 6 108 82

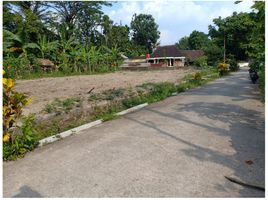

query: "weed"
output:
44 97 82 114
102 88 125 101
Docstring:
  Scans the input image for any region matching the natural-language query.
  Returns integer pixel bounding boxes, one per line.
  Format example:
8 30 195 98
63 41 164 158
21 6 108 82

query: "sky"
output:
103 0 254 45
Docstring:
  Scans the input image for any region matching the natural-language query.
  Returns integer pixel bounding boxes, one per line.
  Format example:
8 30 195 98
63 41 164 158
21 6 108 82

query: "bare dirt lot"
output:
15 68 196 115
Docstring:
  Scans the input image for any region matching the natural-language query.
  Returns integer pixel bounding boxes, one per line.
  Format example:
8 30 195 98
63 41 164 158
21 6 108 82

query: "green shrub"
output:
3 115 39 161
3 56 31 78
44 97 82 114
176 85 186 93
95 65 110 73
148 82 176 102
122 95 147 108
194 56 208 68
228 59 239 72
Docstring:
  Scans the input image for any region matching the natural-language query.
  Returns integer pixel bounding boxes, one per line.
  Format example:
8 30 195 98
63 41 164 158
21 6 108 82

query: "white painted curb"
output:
38 103 148 147
116 103 148 116
38 119 103 147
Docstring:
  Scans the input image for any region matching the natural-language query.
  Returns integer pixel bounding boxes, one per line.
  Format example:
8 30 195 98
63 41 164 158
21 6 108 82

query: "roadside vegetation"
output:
3 2 160 79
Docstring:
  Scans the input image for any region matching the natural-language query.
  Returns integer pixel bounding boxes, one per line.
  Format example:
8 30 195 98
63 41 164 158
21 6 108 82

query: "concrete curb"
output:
38 103 148 147
38 119 103 147
116 103 148 116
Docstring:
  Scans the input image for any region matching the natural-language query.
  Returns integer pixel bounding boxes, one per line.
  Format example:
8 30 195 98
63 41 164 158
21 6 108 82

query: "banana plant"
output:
3 29 39 58
101 45 122 70
37 35 59 59
89 46 102 72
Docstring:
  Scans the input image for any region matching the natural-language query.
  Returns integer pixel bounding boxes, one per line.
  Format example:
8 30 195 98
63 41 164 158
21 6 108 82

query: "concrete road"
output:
3 69 265 197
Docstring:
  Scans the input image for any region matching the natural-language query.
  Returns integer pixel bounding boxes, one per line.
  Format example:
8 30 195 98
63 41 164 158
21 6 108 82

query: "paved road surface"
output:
3 69 265 197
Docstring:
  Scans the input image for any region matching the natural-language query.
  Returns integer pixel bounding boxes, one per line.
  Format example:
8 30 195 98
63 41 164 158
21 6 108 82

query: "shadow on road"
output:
125 69 264 197
12 185 43 198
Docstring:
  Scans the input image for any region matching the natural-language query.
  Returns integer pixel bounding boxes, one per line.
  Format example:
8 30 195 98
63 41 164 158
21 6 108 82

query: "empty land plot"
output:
15 68 196 115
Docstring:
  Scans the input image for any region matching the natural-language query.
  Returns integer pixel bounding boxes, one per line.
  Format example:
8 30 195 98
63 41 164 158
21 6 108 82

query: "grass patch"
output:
44 97 82 115
88 88 126 102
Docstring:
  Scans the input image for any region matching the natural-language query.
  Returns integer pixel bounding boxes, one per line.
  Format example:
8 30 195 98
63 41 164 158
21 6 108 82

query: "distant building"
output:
146 45 204 67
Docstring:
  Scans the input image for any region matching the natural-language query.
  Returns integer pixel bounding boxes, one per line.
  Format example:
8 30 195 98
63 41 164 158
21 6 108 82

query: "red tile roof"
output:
151 45 204 60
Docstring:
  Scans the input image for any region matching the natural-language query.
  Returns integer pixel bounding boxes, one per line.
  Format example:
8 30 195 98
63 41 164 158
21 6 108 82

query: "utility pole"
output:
223 31 226 63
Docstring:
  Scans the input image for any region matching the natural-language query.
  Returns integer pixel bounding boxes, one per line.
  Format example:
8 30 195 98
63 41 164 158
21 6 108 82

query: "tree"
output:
176 36 190 50
106 25 130 52
3 29 39 59
246 1 265 66
48 1 112 43
208 12 254 61
188 31 210 50
5 1 49 43
130 13 160 53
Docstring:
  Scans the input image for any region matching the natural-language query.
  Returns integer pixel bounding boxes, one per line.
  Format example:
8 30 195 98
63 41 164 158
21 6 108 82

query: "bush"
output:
3 115 39 161
3 69 38 160
192 72 202 81
3 56 31 78
193 56 208 68
228 58 239 72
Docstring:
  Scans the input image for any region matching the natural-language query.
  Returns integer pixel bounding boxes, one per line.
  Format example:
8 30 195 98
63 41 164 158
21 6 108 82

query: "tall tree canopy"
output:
176 36 190 50
130 13 160 53
188 31 210 50
176 31 210 50
208 12 254 61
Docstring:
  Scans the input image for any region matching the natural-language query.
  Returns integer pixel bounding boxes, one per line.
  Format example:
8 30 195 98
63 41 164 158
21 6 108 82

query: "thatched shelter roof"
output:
36 58 54 66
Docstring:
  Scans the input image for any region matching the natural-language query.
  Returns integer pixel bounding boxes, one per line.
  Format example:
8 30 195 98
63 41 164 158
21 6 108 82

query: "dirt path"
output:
15 68 195 115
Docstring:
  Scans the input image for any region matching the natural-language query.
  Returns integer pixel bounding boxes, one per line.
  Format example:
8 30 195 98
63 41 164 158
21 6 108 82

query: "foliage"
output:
3 70 31 143
176 30 222 66
209 12 254 61
188 31 210 50
3 115 39 161
202 43 223 66
130 13 160 53
3 70 38 160
227 57 239 72
3 56 31 79
192 72 202 81
44 98 82 115
176 36 190 50
3 1 162 78
193 56 208 68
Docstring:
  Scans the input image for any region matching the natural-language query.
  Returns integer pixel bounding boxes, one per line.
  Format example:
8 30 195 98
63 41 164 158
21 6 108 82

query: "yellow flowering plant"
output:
3 69 31 143
218 63 229 76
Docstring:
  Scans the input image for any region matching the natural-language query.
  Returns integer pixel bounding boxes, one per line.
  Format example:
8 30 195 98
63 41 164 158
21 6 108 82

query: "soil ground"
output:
15 68 195 115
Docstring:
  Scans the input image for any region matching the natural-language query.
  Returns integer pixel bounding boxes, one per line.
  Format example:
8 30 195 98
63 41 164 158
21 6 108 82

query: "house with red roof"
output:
146 45 204 67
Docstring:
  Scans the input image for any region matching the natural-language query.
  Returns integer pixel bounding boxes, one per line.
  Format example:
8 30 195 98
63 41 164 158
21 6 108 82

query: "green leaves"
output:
130 13 160 53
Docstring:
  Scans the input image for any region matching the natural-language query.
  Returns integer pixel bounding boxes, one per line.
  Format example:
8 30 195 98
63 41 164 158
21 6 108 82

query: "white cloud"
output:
105 0 254 45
